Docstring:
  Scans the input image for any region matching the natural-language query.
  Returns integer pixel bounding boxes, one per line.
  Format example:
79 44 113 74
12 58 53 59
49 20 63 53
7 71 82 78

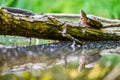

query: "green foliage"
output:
0 0 120 80
0 0 120 18
0 0 14 6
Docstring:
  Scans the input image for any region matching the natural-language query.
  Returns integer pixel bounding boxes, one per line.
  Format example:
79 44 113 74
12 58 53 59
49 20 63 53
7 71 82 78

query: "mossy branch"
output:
0 7 120 41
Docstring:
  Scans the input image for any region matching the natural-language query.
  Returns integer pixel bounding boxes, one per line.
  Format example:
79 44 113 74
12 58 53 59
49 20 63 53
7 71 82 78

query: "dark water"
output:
0 41 120 74
83 41 120 50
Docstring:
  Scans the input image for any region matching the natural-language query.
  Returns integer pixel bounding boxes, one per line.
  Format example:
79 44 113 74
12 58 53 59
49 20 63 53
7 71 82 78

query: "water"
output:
0 35 57 46
0 41 120 74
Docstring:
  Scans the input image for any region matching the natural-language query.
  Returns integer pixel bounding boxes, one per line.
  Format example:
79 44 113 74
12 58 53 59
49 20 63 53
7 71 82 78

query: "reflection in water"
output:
0 41 81 74
0 41 120 74
0 35 57 46
83 41 120 51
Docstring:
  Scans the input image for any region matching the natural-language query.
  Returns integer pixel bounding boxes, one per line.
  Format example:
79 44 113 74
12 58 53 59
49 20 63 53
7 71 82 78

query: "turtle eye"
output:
80 17 84 20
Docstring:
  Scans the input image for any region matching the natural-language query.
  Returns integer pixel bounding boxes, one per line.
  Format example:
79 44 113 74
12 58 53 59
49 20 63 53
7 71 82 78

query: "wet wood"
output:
0 7 120 42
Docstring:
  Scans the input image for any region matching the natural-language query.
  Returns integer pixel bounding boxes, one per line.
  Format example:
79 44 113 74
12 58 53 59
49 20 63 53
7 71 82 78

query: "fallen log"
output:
0 6 120 42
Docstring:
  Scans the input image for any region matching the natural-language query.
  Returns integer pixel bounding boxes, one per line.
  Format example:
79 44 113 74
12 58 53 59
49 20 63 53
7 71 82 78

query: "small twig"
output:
88 15 120 23
46 13 80 18
1 6 34 15
103 23 120 28
2 6 120 24
45 13 120 23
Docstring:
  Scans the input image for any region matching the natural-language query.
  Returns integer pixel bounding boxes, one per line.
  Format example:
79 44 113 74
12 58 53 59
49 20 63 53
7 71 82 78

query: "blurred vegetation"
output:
0 0 120 19
1 0 120 80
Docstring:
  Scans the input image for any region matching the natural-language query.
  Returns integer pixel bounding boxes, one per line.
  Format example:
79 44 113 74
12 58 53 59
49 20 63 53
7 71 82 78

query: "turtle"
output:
78 49 101 72
80 10 103 29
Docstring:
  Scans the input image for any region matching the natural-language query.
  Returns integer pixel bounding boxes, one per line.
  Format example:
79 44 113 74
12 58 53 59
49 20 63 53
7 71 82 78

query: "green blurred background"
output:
0 0 120 19
1 0 120 80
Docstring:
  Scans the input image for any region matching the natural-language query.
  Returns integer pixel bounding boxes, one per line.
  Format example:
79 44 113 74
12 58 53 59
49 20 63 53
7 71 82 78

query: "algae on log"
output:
0 7 120 41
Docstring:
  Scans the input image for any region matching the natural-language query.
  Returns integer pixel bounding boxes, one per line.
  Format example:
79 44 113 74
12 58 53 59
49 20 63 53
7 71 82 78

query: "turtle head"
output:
80 10 87 23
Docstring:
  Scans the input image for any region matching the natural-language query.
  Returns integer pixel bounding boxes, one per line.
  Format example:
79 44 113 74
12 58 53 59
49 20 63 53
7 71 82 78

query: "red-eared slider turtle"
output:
80 10 103 29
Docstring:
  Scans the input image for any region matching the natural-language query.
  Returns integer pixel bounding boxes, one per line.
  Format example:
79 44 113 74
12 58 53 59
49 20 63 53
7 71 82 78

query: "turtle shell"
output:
86 18 103 29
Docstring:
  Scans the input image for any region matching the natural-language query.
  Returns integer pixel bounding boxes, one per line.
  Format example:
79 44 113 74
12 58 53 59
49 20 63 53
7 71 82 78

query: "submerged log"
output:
0 7 120 42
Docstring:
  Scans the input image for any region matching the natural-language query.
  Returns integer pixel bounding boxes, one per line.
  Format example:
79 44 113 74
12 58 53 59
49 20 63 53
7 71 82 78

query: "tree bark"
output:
0 7 120 41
